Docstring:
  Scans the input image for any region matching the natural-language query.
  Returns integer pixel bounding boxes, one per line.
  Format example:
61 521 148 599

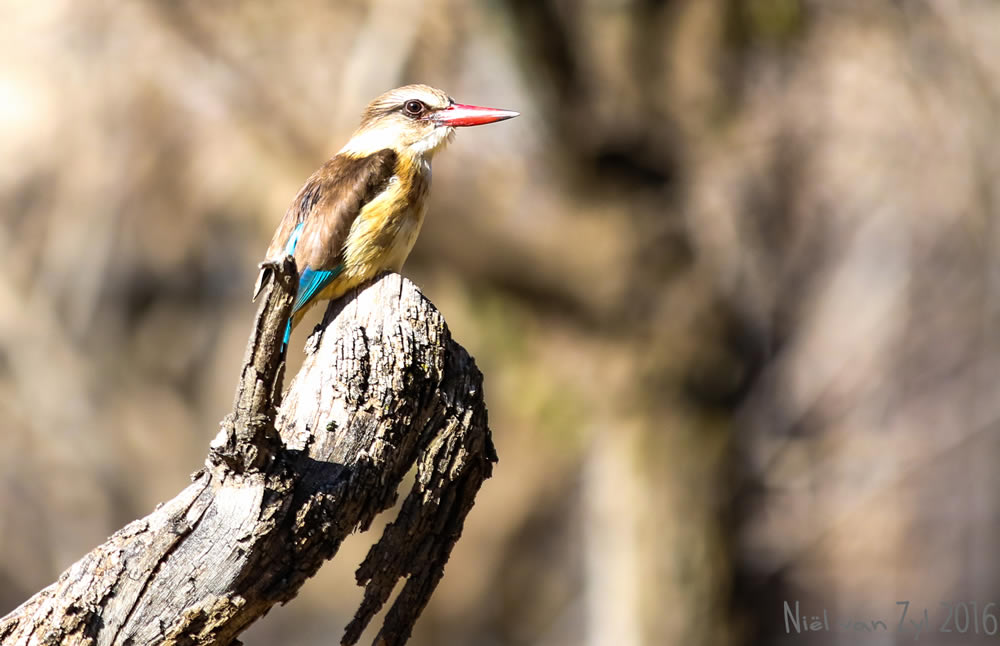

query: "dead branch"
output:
0 263 496 646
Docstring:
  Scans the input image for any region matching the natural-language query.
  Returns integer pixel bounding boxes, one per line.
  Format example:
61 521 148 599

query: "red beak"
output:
434 103 519 127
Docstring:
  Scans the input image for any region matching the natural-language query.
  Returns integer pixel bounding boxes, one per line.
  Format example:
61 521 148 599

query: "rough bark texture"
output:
0 264 497 646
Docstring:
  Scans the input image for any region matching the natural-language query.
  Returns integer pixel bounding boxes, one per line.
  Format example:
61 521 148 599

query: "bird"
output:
253 84 518 350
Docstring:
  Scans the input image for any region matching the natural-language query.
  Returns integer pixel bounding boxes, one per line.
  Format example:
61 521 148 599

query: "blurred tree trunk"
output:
497 1 741 643
0 270 496 646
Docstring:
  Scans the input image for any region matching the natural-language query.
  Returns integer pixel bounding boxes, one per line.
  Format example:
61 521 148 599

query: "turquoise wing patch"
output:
293 266 344 315
283 265 344 348
284 222 305 256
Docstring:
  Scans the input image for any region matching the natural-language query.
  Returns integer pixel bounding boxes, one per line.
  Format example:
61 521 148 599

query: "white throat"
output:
339 125 455 159
409 126 455 157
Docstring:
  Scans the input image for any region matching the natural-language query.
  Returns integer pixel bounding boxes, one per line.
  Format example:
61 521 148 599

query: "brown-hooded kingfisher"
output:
253 84 518 349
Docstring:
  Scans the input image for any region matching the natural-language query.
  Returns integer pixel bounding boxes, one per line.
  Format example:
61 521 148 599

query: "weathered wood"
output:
0 266 496 646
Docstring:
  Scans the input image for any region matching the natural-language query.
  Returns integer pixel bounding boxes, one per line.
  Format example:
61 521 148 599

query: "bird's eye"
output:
403 100 425 117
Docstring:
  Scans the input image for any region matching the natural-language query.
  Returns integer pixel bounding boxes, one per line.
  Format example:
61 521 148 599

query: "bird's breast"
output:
341 160 431 279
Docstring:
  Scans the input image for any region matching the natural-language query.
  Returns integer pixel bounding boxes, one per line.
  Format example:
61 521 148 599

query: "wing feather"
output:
253 149 397 301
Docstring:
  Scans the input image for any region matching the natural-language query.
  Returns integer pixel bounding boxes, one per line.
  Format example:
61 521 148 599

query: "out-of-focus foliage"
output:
1 1 999 644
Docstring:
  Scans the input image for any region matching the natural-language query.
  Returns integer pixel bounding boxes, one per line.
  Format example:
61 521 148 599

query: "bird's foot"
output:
258 255 294 272
253 255 298 300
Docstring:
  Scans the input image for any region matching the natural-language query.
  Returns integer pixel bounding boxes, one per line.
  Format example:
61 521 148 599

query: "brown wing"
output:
253 149 397 300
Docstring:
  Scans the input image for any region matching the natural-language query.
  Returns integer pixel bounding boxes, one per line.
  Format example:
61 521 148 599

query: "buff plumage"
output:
254 84 518 349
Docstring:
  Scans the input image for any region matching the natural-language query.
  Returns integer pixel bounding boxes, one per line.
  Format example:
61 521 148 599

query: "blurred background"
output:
2 1 999 644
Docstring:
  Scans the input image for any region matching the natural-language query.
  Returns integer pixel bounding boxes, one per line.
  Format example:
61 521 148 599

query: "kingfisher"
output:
253 84 518 349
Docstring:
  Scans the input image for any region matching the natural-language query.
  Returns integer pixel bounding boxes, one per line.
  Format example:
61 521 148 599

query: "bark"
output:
0 261 497 646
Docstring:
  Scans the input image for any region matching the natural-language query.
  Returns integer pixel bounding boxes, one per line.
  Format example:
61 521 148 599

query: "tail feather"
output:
282 318 292 353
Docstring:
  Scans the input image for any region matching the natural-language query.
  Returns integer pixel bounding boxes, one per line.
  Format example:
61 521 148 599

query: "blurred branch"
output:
0 271 496 646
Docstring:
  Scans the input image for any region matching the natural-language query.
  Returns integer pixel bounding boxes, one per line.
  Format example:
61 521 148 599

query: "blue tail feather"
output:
293 266 344 314
283 264 344 351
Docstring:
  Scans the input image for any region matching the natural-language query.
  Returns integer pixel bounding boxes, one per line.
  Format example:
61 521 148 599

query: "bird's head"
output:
339 84 518 160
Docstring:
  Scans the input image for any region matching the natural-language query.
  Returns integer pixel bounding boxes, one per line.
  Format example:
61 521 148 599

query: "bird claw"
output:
258 255 297 275
253 255 297 301
258 255 292 271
